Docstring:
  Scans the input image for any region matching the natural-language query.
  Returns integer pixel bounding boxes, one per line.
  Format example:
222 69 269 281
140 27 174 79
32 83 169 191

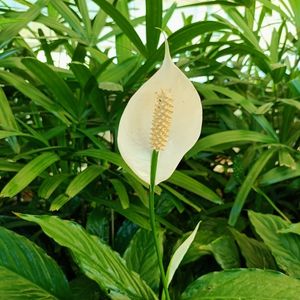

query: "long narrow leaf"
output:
22 58 79 119
0 152 59 198
92 0 147 57
146 0 162 54
228 149 275 226
0 0 48 46
187 130 276 158
168 171 223 205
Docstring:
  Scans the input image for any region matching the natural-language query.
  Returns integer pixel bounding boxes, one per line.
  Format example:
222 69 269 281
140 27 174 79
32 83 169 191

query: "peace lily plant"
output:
118 36 202 299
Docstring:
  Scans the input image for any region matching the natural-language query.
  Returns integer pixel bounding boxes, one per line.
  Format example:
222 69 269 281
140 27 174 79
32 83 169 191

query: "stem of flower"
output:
149 150 170 300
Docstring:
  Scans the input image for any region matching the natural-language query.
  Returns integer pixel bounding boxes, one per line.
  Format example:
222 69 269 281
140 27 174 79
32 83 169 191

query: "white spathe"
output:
117 40 202 184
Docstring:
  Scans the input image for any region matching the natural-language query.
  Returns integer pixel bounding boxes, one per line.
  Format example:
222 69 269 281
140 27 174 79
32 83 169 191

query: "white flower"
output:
117 40 202 184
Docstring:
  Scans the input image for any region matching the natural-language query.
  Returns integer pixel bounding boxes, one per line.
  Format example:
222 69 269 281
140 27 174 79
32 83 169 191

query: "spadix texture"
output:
118 41 202 184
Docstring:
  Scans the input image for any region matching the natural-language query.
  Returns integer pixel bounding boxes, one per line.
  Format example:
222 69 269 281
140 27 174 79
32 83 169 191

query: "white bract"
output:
117 40 202 184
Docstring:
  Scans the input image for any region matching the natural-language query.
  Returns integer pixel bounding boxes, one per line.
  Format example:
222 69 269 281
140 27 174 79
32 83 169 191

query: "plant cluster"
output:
0 0 300 299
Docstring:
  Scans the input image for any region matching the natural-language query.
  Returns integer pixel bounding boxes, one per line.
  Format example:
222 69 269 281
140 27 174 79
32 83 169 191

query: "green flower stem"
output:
150 150 170 300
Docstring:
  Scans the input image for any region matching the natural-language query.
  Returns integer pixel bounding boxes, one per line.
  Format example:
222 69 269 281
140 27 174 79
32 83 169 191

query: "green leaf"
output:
208 235 240 269
249 211 300 277
0 159 23 172
166 222 200 287
38 174 70 199
126 21 230 89
259 162 300 186
146 0 162 54
75 149 127 169
187 130 276 158
279 98 300 111
22 58 79 119
19 214 157 300
161 183 201 212
0 87 18 131
91 0 114 45
0 70 72 125
70 276 102 300
50 165 105 211
0 0 48 46
279 223 300 235
50 0 86 39
97 198 151 230
110 179 130 209
99 56 139 83
77 0 92 38
92 0 147 57
115 0 132 63
182 269 300 300
168 171 223 205
0 130 27 140
0 152 60 198
178 218 236 266
230 228 277 269
124 228 163 292
0 226 70 299
228 149 275 226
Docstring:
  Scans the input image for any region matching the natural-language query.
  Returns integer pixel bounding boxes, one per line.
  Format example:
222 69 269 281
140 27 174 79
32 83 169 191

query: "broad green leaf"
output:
178 218 237 266
0 267 57 300
168 171 223 205
0 226 70 299
22 58 79 118
86 208 109 243
0 152 60 198
0 0 48 46
166 222 200 287
110 179 130 209
146 0 162 54
70 276 102 300
230 228 277 269
279 223 300 235
124 228 163 292
50 165 105 211
228 149 275 226
208 235 240 269
249 211 300 277
92 0 147 57
259 162 300 186
182 269 300 300
187 130 276 157
19 214 158 300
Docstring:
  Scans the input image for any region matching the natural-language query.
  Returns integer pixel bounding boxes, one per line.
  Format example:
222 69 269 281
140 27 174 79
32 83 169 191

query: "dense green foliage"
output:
0 0 300 299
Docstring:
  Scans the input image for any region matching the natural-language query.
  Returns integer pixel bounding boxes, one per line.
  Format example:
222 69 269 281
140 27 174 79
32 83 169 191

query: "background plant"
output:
0 0 300 299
